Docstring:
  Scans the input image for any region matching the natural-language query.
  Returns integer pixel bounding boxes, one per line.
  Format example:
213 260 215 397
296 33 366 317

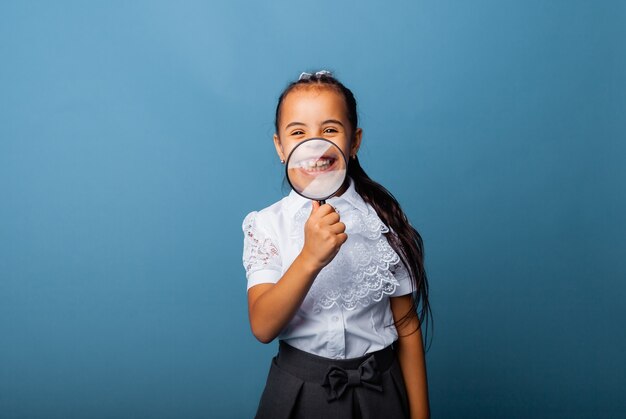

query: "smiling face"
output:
274 86 362 169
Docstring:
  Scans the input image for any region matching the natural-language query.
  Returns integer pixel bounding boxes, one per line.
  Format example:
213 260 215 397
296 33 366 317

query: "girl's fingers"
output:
321 211 341 225
310 201 332 215
328 222 346 234
318 203 336 215
309 203 337 222
310 200 321 214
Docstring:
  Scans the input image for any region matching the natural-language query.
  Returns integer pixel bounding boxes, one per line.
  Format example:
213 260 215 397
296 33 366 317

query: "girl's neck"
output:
332 178 351 198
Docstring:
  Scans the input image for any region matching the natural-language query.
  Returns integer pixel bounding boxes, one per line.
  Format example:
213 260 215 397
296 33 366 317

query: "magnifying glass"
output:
285 138 348 205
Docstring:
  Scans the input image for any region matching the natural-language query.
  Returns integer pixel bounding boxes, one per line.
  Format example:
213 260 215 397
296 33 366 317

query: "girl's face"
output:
273 86 362 166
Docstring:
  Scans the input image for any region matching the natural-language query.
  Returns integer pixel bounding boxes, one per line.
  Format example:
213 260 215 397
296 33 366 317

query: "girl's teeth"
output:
301 159 331 170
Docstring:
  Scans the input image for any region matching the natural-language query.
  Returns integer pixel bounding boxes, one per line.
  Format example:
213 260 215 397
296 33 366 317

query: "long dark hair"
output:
274 72 432 349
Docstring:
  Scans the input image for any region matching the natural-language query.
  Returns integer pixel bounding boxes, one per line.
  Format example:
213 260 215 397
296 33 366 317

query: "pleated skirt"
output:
255 341 409 419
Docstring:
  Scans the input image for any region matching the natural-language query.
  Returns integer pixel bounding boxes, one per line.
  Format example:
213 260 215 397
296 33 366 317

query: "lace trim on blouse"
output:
292 205 409 313
242 212 281 276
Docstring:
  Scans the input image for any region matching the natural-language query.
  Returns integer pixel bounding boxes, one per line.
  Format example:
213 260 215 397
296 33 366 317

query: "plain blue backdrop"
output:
1 1 624 418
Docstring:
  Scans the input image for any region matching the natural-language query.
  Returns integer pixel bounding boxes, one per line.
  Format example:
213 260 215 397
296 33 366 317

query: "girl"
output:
242 71 431 419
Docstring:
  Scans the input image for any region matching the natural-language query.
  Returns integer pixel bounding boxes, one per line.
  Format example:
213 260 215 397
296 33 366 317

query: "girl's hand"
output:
300 201 347 270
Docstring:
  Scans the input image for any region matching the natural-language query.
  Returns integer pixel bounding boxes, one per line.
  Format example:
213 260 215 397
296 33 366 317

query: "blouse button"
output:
331 315 339 322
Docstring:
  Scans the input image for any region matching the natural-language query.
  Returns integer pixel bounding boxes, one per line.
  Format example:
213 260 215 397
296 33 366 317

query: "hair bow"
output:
298 70 333 80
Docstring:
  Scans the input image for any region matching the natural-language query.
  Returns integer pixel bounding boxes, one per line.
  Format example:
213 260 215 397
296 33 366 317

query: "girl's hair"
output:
275 72 432 349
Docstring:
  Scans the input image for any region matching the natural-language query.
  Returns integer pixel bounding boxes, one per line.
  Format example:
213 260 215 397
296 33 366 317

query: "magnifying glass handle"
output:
318 200 326 205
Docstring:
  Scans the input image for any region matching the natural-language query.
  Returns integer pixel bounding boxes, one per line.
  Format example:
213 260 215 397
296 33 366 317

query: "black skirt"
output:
255 341 409 419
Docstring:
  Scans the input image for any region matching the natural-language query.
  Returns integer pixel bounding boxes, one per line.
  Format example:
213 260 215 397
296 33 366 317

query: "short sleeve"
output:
390 259 414 296
387 232 414 297
242 211 282 290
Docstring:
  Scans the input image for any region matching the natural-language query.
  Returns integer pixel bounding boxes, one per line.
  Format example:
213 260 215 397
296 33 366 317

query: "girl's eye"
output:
323 127 338 134
291 130 305 136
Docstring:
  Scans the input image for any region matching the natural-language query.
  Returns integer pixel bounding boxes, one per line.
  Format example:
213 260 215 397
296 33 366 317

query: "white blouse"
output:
242 179 413 359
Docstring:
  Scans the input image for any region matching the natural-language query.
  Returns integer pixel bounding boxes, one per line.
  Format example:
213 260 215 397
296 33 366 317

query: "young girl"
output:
242 71 431 419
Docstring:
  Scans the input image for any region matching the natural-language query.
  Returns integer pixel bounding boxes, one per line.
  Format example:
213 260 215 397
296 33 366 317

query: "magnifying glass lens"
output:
286 138 348 202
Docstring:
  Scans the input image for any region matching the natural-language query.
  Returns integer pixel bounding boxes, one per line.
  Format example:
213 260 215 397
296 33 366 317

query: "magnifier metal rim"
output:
285 137 348 202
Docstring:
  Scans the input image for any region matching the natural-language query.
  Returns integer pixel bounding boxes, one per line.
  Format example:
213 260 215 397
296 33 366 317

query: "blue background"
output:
1 1 624 418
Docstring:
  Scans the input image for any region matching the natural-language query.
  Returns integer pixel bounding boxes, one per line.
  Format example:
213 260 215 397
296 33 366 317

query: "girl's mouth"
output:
297 155 337 174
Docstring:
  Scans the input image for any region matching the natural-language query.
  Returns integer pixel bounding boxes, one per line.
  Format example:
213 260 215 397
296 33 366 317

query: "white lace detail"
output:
242 212 281 276
293 204 407 313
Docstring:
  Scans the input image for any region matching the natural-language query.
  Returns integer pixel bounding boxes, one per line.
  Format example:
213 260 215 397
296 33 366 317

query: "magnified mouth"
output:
297 156 337 173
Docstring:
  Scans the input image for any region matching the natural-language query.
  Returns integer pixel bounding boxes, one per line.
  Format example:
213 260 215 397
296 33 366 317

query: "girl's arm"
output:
390 294 430 419
247 202 346 343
